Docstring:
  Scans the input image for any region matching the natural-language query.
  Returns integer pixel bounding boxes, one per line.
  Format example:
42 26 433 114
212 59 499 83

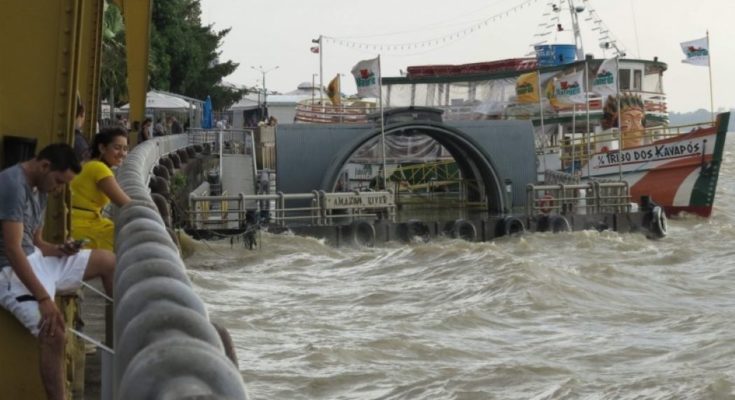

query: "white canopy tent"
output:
120 90 193 111
119 90 202 130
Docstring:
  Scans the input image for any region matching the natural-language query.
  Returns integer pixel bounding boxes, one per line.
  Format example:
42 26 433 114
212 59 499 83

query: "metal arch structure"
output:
321 122 506 213
276 116 537 214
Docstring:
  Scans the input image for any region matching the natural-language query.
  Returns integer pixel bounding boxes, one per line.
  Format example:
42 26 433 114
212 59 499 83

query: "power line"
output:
324 0 541 54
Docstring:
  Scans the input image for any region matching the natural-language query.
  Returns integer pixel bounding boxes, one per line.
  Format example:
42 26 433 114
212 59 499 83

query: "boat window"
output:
619 69 631 90
633 70 642 90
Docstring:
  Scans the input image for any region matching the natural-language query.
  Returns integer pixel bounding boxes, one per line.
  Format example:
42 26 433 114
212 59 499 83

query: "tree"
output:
149 0 243 109
100 3 128 107
100 0 243 110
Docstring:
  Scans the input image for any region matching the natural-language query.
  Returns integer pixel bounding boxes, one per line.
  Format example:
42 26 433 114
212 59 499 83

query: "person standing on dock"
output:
139 117 152 143
168 115 183 134
258 169 270 222
0 143 115 400
154 118 166 137
73 103 90 162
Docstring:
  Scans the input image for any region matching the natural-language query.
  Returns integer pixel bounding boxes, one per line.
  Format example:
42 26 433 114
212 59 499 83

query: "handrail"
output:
541 118 717 163
115 136 247 399
188 190 396 228
526 181 630 216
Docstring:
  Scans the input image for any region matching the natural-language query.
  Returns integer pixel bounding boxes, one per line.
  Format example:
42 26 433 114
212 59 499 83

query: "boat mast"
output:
567 0 585 60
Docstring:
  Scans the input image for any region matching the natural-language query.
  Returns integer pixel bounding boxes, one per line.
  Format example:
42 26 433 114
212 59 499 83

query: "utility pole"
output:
312 73 317 104
251 65 279 118
312 35 323 104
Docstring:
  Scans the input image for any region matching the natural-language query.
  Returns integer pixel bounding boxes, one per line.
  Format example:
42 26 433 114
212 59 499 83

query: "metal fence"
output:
188 190 397 229
526 181 630 216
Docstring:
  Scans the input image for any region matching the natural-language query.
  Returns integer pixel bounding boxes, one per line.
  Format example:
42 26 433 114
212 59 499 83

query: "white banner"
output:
551 69 586 105
680 37 709 66
591 58 618 97
323 192 393 210
351 57 381 98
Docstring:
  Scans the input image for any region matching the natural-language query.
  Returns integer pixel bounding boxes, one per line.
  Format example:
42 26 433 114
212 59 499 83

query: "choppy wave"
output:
187 135 735 399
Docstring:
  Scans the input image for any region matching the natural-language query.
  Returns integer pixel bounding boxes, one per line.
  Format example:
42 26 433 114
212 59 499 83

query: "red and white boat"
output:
581 116 729 217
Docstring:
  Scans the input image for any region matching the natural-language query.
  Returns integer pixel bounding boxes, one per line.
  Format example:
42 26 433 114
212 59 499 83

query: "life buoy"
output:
351 220 376 247
649 206 667 239
536 193 554 214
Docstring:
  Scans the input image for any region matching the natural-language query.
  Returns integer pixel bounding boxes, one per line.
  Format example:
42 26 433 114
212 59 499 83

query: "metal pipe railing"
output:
526 181 630 216
188 190 396 229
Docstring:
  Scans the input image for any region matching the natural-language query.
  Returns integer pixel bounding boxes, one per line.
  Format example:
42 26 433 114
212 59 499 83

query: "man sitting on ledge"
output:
0 143 115 400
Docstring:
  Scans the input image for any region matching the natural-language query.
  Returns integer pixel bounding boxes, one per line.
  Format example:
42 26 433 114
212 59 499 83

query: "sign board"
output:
323 192 394 210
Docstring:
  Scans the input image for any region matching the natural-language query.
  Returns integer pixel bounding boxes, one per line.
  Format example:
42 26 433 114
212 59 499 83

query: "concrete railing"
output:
114 136 248 399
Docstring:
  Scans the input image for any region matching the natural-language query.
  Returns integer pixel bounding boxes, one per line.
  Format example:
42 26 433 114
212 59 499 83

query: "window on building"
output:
619 69 631 90
633 70 642 90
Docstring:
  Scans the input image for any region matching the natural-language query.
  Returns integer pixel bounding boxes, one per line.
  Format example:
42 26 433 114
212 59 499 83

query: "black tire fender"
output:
649 206 667 239
351 220 375 247
452 219 477 241
497 216 525 237
550 215 571 233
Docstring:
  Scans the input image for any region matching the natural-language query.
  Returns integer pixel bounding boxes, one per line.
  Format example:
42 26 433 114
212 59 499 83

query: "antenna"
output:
567 0 585 60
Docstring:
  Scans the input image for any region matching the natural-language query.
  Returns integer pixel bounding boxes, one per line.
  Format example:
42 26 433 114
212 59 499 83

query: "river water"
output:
187 134 735 400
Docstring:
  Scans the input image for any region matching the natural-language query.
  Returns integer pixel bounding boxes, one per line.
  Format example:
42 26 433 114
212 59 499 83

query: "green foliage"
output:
149 0 244 109
170 172 188 194
100 0 244 109
101 4 127 105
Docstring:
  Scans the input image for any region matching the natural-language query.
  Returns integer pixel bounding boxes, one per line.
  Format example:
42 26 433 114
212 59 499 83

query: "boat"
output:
293 0 730 218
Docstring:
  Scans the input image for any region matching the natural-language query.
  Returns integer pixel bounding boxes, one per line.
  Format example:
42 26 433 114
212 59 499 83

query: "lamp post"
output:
311 36 323 104
251 65 279 118
311 73 318 104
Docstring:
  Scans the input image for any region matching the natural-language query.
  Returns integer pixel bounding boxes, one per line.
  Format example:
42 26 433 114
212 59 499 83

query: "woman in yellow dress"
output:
70 127 131 250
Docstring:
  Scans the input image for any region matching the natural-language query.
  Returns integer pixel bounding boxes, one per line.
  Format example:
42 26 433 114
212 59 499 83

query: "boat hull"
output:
581 113 729 217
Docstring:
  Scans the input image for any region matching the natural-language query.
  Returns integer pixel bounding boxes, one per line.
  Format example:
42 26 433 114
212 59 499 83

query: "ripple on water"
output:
182 136 735 400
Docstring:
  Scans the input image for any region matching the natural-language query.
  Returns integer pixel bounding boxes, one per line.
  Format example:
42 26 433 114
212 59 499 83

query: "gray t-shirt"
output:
0 164 47 268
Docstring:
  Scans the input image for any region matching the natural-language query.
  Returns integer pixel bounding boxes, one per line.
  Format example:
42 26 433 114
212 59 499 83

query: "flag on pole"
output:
515 71 539 103
680 37 709 66
351 57 380 98
310 46 319 54
549 69 586 105
591 58 618 97
327 74 341 106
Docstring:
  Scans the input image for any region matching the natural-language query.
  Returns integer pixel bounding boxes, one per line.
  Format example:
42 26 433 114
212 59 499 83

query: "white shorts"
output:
0 247 90 337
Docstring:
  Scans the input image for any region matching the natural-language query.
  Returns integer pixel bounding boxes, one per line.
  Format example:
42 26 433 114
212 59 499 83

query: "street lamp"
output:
251 65 279 118
311 73 318 104
312 36 323 104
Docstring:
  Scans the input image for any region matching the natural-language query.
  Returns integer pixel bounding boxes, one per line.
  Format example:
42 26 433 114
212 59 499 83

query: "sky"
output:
200 0 735 113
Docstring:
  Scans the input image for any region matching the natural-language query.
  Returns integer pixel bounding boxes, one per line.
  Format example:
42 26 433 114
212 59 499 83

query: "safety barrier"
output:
526 181 630 216
189 190 396 229
188 128 255 155
294 100 375 124
115 135 248 399
546 118 716 166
